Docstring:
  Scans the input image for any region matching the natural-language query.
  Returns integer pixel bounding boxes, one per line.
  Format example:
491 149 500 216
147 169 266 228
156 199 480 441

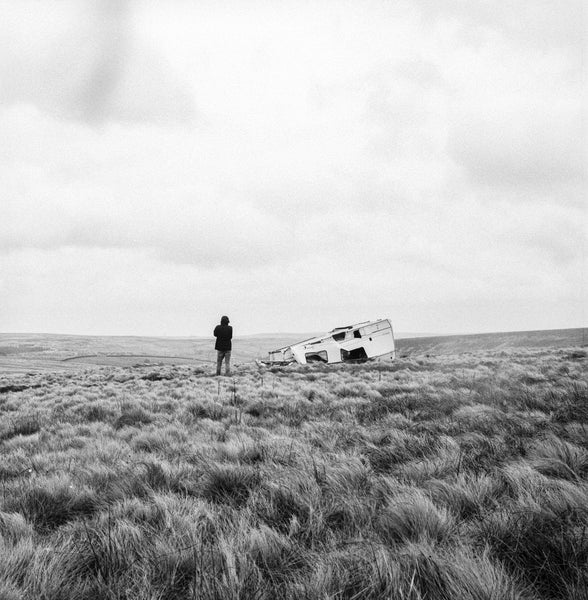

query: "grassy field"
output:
0 332 319 374
0 331 587 599
1 328 584 373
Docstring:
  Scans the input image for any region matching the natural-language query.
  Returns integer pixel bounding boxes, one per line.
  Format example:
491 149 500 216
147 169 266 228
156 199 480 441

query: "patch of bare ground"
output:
0 347 586 599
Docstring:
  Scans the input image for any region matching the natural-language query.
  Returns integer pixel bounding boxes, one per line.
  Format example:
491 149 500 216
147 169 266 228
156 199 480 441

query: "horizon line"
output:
0 325 586 340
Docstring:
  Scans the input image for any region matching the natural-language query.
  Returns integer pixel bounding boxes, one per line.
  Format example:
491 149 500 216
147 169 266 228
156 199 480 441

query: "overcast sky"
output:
1 0 586 336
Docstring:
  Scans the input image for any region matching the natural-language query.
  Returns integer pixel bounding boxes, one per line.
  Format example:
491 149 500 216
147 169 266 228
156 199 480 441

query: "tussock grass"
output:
529 435 588 481
76 402 117 423
312 544 399 599
362 430 445 473
394 543 534 600
201 464 262 507
215 437 267 465
114 405 153 429
0 538 35 593
0 345 586 598
0 512 33 543
248 524 309 584
456 432 511 473
185 398 225 421
4 480 100 534
553 382 588 423
132 425 189 455
423 477 483 519
377 490 454 545
479 502 588 598
253 479 318 539
394 439 462 484
82 463 155 503
0 416 42 442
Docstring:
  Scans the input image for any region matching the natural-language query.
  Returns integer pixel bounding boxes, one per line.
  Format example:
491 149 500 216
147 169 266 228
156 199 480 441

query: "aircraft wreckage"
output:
257 319 396 366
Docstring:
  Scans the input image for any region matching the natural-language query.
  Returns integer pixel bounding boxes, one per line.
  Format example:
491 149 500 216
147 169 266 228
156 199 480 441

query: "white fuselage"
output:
263 319 395 365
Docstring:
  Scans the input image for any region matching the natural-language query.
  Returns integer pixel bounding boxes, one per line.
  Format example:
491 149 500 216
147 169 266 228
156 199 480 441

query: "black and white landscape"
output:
1 1 586 599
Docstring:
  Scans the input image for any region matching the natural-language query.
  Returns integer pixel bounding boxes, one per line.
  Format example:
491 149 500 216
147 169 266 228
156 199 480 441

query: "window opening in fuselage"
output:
305 351 328 363
341 347 368 362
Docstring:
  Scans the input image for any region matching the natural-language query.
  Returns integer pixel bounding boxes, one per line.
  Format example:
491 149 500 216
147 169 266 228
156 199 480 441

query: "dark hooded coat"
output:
214 317 232 351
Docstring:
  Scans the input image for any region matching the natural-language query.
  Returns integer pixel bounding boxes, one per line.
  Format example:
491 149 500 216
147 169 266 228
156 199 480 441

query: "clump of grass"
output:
253 479 322 544
0 536 36 591
84 464 153 503
393 542 533 600
529 435 588 481
393 542 452 599
200 464 261 507
114 406 153 429
478 501 588 598
7 482 101 534
377 490 454 545
454 404 509 436
395 439 461 484
423 478 481 520
539 477 588 518
457 433 510 474
185 399 225 421
139 460 176 492
497 462 548 501
0 416 42 441
43 515 148 597
319 458 373 496
244 400 269 418
0 511 33 543
362 431 445 474
248 524 308 583
334 380 375 398
215 439 266 465
79 402 116 423
147 549 200 599
313 544 399 599
113 497 170 531
553 382 588 423
132 426 189 455
394 387 463 422
323 492 375 537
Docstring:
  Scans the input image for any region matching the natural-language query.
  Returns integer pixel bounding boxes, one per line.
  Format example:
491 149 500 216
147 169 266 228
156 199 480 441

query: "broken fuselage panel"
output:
259 319 395 365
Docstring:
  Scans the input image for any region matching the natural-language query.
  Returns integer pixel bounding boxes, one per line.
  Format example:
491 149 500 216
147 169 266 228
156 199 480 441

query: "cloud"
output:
0 0 585 335
449 94 586 189
1 225 584 336
415 0 586 52
0 0 196 124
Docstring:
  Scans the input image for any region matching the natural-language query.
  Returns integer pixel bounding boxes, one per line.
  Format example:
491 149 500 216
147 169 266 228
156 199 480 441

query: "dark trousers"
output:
216 351 231 375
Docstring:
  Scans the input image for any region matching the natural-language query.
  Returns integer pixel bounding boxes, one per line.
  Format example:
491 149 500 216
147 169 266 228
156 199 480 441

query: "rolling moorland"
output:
0 328 586 599
0 332 320 374
0 327 584 373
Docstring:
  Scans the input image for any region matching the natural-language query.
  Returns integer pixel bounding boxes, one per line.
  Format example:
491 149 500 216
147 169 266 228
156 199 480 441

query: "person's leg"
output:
216 351 223 376
225 351 231 376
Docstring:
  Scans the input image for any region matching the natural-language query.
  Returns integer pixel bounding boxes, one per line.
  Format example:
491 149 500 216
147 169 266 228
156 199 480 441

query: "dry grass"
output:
0 345 586 599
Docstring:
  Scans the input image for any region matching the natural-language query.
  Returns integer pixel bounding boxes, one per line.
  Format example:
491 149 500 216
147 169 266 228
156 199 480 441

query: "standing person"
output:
213 315 233 376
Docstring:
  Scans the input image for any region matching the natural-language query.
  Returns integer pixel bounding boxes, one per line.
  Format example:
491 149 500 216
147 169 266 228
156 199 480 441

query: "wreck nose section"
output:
290 345 306 364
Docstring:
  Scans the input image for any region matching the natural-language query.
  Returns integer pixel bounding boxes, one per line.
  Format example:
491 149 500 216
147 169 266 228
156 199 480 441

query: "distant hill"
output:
395 327 587 356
